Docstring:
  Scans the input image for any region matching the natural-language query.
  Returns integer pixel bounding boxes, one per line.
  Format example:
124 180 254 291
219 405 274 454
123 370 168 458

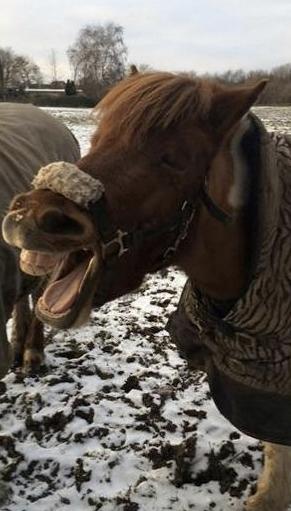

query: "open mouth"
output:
20 248 100 328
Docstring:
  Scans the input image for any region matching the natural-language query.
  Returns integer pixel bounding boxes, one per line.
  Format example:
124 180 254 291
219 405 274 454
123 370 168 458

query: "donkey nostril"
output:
38 210 83 235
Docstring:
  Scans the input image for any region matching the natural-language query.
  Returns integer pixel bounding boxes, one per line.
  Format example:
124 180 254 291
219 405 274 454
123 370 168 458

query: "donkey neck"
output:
179 117 252 301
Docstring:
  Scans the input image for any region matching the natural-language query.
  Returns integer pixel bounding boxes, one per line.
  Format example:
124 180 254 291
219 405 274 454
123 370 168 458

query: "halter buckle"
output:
102 229 129 259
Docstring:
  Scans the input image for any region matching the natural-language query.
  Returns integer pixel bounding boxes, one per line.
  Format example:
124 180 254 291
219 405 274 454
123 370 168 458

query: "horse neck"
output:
178 118 251 301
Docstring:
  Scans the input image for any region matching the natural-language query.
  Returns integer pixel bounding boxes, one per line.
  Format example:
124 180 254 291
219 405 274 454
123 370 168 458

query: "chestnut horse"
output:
3 73 291 511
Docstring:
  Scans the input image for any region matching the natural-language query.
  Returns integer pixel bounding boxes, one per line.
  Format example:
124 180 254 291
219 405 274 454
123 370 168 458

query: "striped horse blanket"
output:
167 113 291 445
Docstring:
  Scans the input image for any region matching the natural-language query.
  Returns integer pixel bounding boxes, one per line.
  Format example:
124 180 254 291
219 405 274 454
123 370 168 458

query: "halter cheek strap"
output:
32 161 232 268
88 196 197 267
201 183 233 224
88 181 232 268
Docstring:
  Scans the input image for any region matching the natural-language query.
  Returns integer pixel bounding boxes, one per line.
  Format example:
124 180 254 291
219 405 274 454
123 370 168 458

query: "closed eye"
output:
160 154 187 172
160 154 176 170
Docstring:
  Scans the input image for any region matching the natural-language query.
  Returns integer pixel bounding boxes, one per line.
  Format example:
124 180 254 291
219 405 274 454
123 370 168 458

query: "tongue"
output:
43 260 89 314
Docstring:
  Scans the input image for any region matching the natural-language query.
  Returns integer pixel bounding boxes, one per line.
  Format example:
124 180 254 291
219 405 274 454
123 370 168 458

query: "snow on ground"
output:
0 106 291 511
0 270 263 511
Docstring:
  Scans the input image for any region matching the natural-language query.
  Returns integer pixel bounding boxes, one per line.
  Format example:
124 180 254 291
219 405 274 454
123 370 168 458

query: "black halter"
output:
88 181 232 268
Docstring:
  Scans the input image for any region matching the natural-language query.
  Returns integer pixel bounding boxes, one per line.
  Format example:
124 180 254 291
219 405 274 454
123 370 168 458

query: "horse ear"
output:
209 79 268 137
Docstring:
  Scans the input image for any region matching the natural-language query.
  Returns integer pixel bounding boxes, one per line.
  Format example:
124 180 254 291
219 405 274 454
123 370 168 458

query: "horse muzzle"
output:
2 210 57 254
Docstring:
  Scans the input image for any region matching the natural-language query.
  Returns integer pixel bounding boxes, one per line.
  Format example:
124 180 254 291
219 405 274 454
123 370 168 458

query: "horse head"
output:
2 72 267 329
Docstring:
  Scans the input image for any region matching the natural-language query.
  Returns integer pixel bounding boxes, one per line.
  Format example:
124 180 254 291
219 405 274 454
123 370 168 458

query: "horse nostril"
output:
37 210 83 236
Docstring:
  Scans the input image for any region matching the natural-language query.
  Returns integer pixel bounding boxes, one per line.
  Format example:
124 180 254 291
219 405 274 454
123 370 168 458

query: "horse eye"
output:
160 154 176 170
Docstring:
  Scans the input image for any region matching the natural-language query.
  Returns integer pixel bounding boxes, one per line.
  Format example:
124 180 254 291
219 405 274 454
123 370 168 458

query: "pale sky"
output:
1 0 291 81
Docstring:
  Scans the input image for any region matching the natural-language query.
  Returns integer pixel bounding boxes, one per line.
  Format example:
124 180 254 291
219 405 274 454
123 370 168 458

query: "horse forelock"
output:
93 72 213 146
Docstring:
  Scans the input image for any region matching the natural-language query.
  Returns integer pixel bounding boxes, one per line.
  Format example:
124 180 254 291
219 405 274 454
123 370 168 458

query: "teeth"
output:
20 250 60 276
14 213 24 223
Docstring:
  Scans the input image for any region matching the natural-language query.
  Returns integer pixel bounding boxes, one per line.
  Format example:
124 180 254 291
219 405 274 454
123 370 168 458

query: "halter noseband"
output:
89 196 196 268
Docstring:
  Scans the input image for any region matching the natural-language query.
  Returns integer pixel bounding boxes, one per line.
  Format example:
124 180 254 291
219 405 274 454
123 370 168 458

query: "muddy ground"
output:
0 269 263 511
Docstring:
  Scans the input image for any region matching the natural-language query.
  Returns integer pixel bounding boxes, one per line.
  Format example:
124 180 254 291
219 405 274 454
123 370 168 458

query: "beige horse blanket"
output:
0 103 80 218
0 103 80 378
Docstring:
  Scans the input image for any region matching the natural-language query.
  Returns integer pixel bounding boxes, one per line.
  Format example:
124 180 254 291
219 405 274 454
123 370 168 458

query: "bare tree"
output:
67 22 127 100
272 63 291 82
12 56 42 86
0 47 42 98
0 48 15 97
212 68 247 85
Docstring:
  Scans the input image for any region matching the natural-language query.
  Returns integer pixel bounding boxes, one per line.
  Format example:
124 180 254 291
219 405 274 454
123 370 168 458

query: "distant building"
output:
25 87 83 95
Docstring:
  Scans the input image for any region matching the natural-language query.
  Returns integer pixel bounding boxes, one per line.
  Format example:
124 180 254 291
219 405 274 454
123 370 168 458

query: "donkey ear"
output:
209 80 268 136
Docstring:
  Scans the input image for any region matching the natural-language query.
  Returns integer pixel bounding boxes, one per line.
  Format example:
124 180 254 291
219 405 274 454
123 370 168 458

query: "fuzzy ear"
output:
209 79 268 136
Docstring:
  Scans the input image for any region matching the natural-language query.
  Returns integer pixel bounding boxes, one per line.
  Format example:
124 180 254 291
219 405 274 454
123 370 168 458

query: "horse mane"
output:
93 72 213 146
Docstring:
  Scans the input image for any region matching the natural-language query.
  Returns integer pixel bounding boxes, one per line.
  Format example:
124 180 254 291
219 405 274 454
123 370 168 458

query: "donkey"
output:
3 73 291 511
0 102 80 378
